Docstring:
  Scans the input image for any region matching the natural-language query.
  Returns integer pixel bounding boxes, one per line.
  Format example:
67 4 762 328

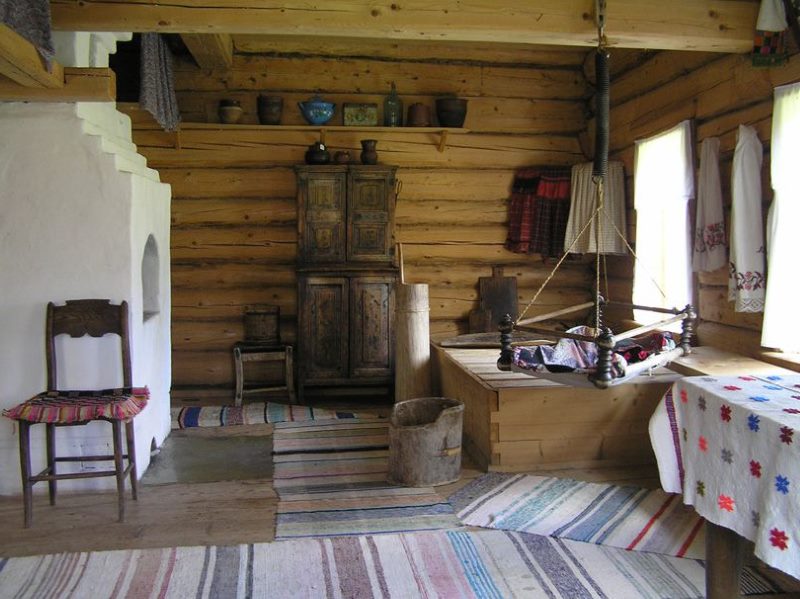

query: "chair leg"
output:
234 345 244 406
125 420 138 501
18 422 33 528
46 423 57 506
285 346 296 404
111 420 126 523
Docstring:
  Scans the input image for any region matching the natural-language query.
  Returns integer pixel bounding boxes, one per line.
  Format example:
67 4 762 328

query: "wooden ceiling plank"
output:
0 67 115 102
49 0 759 53
0 23 64 88
181 33 234 69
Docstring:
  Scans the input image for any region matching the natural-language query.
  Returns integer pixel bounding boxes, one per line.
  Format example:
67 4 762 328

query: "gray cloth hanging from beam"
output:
0 0 55 68
140 33 181 132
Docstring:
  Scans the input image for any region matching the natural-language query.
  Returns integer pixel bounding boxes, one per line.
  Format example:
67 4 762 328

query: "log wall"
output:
595 47 800 357
127 43 595 400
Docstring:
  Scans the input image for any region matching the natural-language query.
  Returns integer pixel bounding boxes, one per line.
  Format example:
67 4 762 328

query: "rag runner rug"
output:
449 472 705 559
0 529 787 599
171 403 381 429
271 419 390 454
272 419 461 538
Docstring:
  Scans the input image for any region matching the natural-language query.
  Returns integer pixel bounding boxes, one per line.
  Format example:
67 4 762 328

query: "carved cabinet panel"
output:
347 169 395 263
349 276 395 379
299 276 349 383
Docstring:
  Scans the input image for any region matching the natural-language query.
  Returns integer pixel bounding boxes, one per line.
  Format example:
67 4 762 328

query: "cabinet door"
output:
347 168 395 263
299 276 349 383
350 276 395 379
297 171 346 263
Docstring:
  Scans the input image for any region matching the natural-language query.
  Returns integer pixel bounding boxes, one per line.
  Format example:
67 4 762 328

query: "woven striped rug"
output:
450 472 705 559
271 419 390 454
272 419 461 539
0 530 787 598
171 403 381 429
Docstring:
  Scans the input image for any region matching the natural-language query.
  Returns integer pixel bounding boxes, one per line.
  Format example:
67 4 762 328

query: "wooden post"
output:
395 283 431 403
705 521 744 599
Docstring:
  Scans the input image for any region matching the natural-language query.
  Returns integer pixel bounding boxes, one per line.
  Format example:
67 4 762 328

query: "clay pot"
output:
435 97 468 127
257 95 283 125
218 100 243 124
407 103 431 127
305 141 330 165
360 139 378 165
334 150 351 164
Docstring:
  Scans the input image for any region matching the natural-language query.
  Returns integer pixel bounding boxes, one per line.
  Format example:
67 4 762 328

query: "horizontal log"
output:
0 67 114 102
398 169 514 201
50 0 760 52
0 23 64 88
171 263 297 288
155 167 295 199
172 54 586 101
696 322 763 359
396 198 507 226
171 197 296 227
180 33 233 70
427 285 591 319
604 51 718 107
171 225 296 247
171 242 296 263
232 35 588 67
698 286 763 332
172 286 297 313
396 224 507 244
134 128 585 169
172 350 233 386
404 262 592 289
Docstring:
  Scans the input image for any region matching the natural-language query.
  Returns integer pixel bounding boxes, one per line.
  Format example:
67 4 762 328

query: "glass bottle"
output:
383 82 403 127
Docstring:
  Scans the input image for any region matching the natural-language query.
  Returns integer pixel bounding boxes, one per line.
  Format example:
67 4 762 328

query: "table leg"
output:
706 520 744 599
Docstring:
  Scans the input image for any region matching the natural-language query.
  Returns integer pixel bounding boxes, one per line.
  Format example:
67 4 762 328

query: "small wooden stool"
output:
233 306 295 405
233 343 295 405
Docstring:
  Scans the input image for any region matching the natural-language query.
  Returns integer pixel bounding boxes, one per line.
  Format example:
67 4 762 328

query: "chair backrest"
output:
45 299 131 391
243 305 280 344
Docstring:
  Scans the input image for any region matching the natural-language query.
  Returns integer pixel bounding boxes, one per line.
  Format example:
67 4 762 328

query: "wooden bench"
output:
432 344 795 473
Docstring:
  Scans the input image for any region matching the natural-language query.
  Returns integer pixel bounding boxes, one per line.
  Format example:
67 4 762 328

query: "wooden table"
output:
651 372 800 597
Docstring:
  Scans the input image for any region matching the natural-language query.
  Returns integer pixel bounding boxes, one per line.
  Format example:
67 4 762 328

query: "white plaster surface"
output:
0 102 172 496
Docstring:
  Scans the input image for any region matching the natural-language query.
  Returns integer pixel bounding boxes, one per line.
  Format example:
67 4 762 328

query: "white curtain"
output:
762 82 800 352
564 161 627 255
633 120 694 326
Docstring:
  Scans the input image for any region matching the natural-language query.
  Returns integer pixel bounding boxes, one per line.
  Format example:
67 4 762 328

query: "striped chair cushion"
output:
3 387 149 424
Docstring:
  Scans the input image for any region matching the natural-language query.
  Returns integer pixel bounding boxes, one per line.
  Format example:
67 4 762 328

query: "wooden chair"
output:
233 305 295 405
2 299 148 527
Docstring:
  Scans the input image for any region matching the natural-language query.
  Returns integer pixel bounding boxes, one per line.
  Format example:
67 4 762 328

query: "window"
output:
761 82 800 353
632 120 694 326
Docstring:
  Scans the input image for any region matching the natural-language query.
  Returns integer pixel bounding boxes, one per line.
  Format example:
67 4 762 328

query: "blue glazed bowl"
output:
298 96 336 125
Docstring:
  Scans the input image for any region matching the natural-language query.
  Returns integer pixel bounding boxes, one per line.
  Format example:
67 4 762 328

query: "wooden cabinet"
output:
295 165 398 400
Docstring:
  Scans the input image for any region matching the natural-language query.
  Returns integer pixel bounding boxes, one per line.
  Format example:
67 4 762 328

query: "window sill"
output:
759 351 800 373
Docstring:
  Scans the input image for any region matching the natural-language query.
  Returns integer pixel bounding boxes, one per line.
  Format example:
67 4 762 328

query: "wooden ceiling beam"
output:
181 33 234 69
0 23 64 88
50 0 759 53
0 67 115 102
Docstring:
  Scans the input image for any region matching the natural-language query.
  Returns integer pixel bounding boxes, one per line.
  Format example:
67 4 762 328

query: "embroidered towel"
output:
728 125 766 312
692 138 726 272
564 161 627 254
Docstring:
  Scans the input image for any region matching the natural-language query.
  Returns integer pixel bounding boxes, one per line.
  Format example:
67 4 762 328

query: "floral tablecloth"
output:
649 374 800 580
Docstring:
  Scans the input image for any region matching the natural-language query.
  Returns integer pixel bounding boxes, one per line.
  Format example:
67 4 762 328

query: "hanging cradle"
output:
496 1 696 389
